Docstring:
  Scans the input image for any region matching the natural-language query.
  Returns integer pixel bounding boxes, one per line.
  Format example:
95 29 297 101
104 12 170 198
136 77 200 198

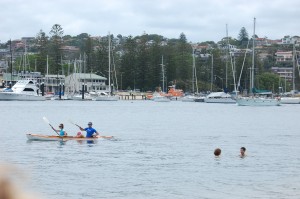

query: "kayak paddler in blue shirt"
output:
52 123 67 136
79 122 99 138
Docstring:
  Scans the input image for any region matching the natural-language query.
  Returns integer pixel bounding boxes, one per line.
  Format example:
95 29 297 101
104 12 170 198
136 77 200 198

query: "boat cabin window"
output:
28 81 34 84
23 88 35 92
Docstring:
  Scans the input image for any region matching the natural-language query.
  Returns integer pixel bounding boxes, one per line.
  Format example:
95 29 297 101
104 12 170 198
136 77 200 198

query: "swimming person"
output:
240 147 246 157
79 122 99 138
214 148 221 157
52 124 67 136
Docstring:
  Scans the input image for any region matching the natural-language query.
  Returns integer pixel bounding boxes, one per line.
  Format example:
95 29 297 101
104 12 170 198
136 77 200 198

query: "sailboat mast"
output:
74 59 77 93
292 42 296 91
83 53 86 89
24 41 27 72
210 54 214 91
226 24 229 89
192 47 195 93
46 55 49 92
251 18 256 93
108 33 111 93
10 39 13 83
161 56 165 93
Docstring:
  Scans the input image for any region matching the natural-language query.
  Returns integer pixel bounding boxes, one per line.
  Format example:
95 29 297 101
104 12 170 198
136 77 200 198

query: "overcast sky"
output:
1 0 299 43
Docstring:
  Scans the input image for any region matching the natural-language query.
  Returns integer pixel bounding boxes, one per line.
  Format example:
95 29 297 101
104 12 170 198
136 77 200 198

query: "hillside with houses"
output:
0 25 299 94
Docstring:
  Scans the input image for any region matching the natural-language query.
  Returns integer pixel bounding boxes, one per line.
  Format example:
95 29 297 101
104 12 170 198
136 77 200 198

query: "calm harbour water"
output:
0 100 299 199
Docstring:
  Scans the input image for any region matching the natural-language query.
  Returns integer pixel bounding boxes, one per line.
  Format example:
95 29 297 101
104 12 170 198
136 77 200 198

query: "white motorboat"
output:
181 95 197 102
194 96 205 102
50 95 71 100
93 92 119 101
181 94 206 102
150 91 171 102
70 93 93 101
152 95 171 102
44 92 55 100
0 80 45 101
204 92 236 103
280 97 300 104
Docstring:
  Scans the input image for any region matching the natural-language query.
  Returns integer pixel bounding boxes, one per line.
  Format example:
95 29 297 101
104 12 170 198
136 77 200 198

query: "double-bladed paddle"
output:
43 116 59 136
68 119 83 129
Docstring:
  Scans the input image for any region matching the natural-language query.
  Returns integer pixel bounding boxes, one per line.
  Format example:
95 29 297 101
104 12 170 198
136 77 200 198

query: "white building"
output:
281 35 300 45
65 73 107 93
218 44 238 52
42 74 65 94
275 51 293 62
0 60 8 73
271 67 292 80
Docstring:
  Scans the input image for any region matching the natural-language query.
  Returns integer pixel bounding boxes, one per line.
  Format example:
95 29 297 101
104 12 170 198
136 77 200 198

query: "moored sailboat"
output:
93 33 119 101
150 56 171 102
280 43 300 104
236 18 280 106
204 25 236 104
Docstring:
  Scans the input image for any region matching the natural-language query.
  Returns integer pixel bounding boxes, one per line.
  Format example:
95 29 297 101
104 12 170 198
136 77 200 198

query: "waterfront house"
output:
275 51 293 62
42 74 65 94
64 73 107 94
271 67 292 80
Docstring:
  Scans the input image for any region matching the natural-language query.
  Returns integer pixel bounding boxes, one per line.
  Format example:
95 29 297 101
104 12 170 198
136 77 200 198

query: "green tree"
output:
82 36 93 72
176 33 190 84
238 27 249 47
135 34 149 91
149 41 164 91
256 72 281 93
209 49 226 91
120 36 138 90
35 29 49 74
94 36 109 79
49 24 64 74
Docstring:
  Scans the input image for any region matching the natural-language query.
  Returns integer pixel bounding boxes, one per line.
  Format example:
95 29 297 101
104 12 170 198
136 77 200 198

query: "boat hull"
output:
0 93 45 101
153 96 171 102
280 97 300 104
204 98 236 103
194 97 205 102
236 97 281 106
204 92 236 103
70 94 92 101
181 96 196 102
93 95 119 101
26 134 113 141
